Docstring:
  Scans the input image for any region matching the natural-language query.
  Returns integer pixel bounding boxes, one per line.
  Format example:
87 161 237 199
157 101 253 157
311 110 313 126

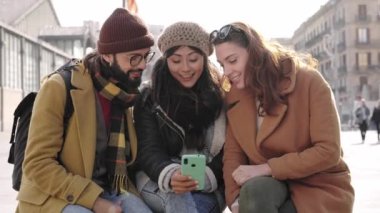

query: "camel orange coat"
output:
223 59 354 213
16 62 138 212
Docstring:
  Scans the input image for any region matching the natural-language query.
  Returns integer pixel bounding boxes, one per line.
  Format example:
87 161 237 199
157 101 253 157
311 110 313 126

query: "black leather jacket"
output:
133 88 225 187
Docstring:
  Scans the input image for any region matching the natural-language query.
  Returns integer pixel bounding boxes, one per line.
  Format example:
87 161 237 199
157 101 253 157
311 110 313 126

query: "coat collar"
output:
225 58 296 162
278 57 297 96
70 62 97 177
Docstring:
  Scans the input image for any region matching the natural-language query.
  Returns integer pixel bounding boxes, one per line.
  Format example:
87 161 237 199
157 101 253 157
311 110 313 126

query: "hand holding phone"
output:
181 154 206 190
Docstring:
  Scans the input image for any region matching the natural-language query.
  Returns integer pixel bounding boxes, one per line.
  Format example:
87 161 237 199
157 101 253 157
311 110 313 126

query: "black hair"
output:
151 46 223 150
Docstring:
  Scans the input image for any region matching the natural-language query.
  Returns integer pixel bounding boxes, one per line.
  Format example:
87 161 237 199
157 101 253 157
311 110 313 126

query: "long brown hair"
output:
212 22 317 115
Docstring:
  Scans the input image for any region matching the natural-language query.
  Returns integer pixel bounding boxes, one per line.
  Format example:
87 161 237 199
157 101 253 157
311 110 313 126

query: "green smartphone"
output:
181 154 206 190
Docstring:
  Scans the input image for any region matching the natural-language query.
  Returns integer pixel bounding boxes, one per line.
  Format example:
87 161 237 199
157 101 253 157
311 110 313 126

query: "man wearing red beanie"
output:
17 8 154 212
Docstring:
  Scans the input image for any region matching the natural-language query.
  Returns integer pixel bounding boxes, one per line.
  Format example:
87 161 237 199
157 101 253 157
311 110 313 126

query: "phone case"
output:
181 154 206 190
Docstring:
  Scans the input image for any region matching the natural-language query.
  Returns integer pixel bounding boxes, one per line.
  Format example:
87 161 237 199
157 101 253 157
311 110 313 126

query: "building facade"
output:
0 0 164 131
38 21 99 58
292 0 380 126
0 22 71 131
0 0 91 131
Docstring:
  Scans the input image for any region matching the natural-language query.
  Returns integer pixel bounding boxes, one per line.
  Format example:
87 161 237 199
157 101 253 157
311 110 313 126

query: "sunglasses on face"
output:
209 25 242 43
128 51 156 67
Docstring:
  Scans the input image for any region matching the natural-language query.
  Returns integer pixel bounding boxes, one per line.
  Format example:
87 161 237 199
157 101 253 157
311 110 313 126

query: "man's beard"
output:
109 60 143 93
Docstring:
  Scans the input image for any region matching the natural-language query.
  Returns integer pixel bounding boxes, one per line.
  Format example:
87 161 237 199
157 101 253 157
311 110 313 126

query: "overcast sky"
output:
52 0 329 38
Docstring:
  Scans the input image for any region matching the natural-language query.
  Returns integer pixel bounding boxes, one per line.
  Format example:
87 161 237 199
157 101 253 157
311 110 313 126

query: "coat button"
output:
66 194 74 202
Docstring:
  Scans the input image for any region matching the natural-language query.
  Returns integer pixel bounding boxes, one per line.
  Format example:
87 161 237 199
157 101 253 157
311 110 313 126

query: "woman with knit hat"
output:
133 22 226 213
17 8 154 212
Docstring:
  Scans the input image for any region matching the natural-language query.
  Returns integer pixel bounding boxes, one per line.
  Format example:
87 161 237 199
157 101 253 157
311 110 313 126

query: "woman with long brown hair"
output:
210 22 354 213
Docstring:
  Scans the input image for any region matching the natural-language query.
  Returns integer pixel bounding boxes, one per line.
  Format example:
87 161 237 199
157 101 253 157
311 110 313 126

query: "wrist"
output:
263 163 272 176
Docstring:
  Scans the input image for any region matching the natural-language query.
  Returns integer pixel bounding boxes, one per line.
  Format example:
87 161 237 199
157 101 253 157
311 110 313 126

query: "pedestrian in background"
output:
355 98 370 143
133 22 226 213
371 100 380 142
210 22 354 213
17 8 154 212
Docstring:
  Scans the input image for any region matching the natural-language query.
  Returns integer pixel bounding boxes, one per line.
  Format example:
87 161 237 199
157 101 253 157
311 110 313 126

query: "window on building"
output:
40 48 54 78
356 52 369 68
368 52 372 66
64 40 73 56
357 28 369 43
339 77 346 88
23 41 39 93
57 40 64 51
359 76 368 91
73 40 83 58
340 54 347 67
358 4 367 20
338 7 344 20
326 61 332 70
356 53 368 67
3 31 22 89
55 55 66 70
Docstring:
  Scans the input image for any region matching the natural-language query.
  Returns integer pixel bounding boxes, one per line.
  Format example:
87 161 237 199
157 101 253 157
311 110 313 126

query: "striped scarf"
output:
92 67 138 194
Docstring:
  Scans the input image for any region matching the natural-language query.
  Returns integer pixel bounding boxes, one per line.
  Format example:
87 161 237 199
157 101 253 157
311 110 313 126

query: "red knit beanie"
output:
97 8 154 54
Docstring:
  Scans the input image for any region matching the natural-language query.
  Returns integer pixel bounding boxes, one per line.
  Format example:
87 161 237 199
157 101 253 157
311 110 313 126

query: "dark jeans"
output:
239 176 296 213
359 121 368 141
62 191 152 213
375 122 380 140
140 179 221 213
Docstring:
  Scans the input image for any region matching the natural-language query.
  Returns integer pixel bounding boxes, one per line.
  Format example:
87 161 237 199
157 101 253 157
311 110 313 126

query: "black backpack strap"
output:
9 93 37 145
58 69 74 138
8 116 18 163
9 115 19 147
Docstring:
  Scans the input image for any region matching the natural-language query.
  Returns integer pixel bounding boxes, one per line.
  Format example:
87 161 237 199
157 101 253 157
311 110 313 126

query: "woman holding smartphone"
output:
133 22 226 213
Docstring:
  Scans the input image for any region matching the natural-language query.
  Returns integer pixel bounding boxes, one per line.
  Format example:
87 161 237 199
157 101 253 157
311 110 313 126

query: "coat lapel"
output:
257 58 295 145
71 65 96 177
225 58 296 162
226 88 267 163
256 103 287 145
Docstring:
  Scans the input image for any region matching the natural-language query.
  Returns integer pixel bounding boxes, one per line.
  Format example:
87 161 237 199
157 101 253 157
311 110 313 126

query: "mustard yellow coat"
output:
223 59 354 213
16 63 138 212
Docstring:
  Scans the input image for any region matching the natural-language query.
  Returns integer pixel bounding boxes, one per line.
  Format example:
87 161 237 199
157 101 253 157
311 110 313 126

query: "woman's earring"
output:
222 75 231 92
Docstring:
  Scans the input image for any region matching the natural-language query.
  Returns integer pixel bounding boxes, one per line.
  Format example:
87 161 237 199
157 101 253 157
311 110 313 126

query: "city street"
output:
0 130 379 212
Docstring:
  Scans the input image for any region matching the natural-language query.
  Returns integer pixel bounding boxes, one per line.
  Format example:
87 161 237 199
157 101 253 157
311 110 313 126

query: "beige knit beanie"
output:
158 22 213 56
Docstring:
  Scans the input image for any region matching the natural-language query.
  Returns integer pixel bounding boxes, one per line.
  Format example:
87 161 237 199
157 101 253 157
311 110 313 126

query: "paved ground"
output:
0 130 379 212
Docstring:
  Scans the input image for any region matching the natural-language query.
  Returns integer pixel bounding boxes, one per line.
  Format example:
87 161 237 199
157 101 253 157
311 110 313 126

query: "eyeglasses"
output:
209 25 241 43
128 51 155 67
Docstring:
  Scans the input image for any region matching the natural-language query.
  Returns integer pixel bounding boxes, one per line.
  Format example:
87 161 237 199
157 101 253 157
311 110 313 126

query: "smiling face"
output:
166 46 205 89
102 47 152 88
215 41 249 90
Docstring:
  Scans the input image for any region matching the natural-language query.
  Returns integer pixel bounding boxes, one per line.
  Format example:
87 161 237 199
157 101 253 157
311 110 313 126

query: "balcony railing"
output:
304 29 331 48
354 65 379 73
333 19 345 29
314 51 329 61
338 66 347 75
355 40 370 48
355 15 372 23
338 86 346 93
337 42 346 52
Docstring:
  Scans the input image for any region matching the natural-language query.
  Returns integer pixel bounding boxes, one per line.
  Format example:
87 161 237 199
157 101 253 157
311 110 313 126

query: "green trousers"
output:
239 176 297 213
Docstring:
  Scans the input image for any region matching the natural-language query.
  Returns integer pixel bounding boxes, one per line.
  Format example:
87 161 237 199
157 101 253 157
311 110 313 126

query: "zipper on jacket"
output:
153 104 186 144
